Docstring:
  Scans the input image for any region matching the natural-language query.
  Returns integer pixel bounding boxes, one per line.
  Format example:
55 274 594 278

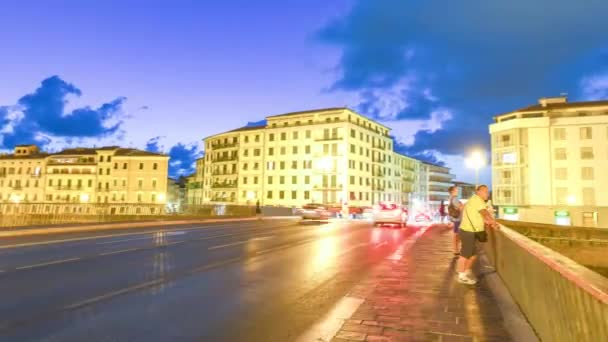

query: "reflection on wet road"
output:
0 219 428 341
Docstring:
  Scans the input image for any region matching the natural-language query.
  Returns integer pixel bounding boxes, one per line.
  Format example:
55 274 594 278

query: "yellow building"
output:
0 145 169 209
490 96 608 227
202 108 454 209
186 157 205 205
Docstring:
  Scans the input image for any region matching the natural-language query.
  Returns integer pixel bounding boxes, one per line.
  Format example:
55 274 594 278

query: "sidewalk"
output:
333 225 515 342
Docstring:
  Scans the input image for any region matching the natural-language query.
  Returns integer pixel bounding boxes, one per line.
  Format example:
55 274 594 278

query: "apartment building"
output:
0 145 169 208
202 108 454 209
490 96 608 227
186 157 205 205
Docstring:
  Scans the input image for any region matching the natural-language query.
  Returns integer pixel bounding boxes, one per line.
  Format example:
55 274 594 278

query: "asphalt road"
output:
0 219 425 341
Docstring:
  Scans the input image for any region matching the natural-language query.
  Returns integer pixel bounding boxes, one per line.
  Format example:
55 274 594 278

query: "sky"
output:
1 1 608 184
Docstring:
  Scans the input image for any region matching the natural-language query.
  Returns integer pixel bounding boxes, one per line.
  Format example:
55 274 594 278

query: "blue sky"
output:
1 1 608 183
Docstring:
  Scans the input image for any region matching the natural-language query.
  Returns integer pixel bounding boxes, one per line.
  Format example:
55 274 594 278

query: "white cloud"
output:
581 72 608 100
358 76 415 120
380 107 453 146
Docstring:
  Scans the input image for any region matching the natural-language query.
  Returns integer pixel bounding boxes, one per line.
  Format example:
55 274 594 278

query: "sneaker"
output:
465 270 478 282
457 273 477 285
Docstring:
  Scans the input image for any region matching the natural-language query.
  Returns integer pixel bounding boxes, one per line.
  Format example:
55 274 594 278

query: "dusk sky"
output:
2 1 608 184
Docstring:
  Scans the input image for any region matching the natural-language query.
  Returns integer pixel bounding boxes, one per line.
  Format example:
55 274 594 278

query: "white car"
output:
372 202 408 227
296 203 331 220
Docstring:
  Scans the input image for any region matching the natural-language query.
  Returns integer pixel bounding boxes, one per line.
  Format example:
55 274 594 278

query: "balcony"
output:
211 142 238 150
47 159 97 166
372 170 385 177
210 197 236 203
211 182 238 189
372 143 387 150
55 186 85 191
12 185 23 190
212 156 238 163
372 185 386 191
315 135 343 142
372 156 385 163
212 171 236 176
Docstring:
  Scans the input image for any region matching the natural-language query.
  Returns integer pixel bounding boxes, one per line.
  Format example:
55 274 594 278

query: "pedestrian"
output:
457 185 499 285
447 186 463 256
255 200 262 220
439 201 446 223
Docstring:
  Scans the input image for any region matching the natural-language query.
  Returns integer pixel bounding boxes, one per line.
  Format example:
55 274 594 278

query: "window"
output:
583 188 595 206
281 132 286 140
114 163 118 169
107 168 110 175
553 128 566 140
291 161 297 169
350 176 355 185
255 135 260 142
268 176 273 185
280 147 286 155
254 176 259 184
305 176 310 184
304 191 310 200
555 168 567 180
243 163 248 171
292 146 298 154
305 130 311 139
351 129 356 138
582 167 594 180
107 156 112 163
244 136 249 143
280 176 285 184
279 191 285 199
123 163 127 169
138 179 143 189
137 193 142 202
554 148 567 160
267 191 273 199
580 127 592 140
580 147 594 160
254 162 259 170
243 177 248 185
254 149 261 156
88 180 93 187
292 176 297 184
293 131 299 139
268 148 274 156
139 163 144 170
122 179 127 186
305 145 311 154
99 168 103 175
292 191 297 200
100 156 104 162
350 144 356 153
269 134 275 141
244 149 249 157
152 179 157 188
267 162 275 170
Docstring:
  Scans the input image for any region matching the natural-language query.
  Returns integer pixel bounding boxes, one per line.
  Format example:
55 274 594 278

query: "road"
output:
0 219 427 341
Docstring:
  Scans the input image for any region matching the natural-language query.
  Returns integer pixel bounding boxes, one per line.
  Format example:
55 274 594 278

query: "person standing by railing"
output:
457 185 499 285
448 186 463 256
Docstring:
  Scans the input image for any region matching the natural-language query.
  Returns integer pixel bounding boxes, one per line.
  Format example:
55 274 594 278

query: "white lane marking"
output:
99 248 142 256
386 226 429 261
15 257 81 270
208 235 275 250
295 296 364 342
96 235 154 245
0 222 256 250
64 279 164 310
374 241 388 248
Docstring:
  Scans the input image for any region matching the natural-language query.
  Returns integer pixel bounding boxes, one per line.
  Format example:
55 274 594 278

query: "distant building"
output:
453 181 476 199
0 145 169 207
198 108 454 208
490 96 608 227
185 157 205 205
167 176 187 212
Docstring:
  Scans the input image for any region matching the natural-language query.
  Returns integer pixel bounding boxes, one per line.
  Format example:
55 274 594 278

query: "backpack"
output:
448 198 460 219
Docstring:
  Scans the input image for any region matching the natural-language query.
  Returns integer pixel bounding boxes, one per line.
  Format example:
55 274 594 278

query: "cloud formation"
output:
318 0 608 161
0 76 126 149
145 136 202 177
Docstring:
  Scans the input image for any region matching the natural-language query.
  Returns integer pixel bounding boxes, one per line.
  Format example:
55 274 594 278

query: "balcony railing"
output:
211 142 238 150
55 186 85 191
315 135 343 142
212 171 236 176
210 197 236 203
371 185 386 191
372 171 385 177
211 182 238 189
212 156 238 162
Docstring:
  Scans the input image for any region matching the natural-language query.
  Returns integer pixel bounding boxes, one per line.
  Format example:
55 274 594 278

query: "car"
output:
372 202 408 227
296 203 331 220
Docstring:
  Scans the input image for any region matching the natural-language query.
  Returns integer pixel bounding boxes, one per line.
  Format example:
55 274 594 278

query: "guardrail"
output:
484 225 608 342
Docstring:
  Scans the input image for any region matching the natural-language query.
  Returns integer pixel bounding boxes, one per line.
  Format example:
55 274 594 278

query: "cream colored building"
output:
490 96 608 227
0 145 169 212
202 108 454 209
186 157 205 205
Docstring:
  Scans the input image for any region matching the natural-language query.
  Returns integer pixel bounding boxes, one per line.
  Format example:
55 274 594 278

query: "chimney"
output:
539 95 568 107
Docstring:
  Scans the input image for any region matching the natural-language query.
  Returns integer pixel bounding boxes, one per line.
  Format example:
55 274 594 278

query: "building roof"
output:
114 148 165 157
227 125 266 133
266 107 347 119
0 153 49 160
52 148 99 155
495 98 608 119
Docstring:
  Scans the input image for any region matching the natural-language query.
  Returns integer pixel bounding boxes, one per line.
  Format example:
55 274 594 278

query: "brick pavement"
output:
332 225 513 342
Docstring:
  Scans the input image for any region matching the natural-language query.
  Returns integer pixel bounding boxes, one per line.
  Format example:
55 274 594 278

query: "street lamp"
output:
465 150 486 186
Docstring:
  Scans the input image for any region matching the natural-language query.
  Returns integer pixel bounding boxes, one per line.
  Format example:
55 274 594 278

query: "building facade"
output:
201 108 454 209
0 145 169 210
185 157 205 205
490 96 608 227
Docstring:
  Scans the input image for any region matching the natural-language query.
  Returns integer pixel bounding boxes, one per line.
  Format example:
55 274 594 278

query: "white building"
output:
490 96 608 227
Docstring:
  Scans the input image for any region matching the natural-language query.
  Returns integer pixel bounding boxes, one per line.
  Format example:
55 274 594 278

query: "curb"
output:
0 216 300 238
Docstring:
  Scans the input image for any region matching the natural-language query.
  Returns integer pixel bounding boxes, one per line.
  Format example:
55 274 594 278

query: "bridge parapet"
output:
484 224 608 342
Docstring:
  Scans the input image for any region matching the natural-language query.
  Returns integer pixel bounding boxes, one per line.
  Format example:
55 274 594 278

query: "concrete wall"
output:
484 225 608 342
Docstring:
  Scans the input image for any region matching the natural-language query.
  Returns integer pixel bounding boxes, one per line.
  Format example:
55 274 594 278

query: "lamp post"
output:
465 150 486 187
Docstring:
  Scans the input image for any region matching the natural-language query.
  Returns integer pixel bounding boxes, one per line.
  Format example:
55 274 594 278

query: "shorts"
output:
452 220 461 233
459 230 479 258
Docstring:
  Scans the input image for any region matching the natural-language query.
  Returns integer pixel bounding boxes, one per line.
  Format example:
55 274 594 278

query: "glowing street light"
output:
80 193 90 203
566 195 576 205
465 150 486 186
